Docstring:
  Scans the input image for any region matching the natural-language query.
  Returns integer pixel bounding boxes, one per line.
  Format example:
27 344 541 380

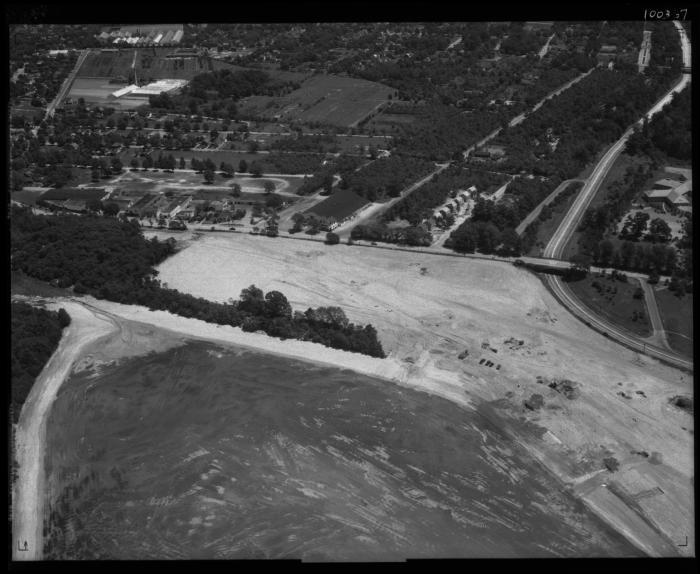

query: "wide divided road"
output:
45 49 89 119
541 23 692 371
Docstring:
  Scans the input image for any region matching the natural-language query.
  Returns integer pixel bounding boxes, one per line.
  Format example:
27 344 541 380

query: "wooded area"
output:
10 207 386 358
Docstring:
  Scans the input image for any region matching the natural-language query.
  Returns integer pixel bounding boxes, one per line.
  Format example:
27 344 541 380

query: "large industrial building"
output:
109 79 188 100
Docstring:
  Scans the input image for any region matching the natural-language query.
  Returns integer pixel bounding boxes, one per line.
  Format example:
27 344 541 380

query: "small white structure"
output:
109 84 139 99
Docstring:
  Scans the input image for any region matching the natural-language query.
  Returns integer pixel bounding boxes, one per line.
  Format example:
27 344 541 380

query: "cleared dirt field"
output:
238 75 394 127
154 232 694 556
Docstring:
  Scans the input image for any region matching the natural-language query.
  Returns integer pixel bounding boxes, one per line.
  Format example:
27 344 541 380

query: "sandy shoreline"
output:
12 230 694 558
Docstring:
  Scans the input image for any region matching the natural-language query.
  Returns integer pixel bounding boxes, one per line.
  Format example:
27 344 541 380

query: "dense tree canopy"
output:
10 207 386 358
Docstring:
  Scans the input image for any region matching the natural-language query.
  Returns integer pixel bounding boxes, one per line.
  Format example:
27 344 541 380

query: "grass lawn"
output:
566 273 652 337
654 287 693 358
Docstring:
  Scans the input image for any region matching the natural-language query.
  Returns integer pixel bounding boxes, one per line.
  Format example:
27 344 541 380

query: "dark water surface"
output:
44 342 641 560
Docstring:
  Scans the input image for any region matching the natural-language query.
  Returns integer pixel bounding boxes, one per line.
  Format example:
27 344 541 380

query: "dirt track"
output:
12 301 117 560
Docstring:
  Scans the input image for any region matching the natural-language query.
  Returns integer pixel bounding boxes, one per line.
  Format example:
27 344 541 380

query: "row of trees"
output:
626 86 692 161
11 302 71 422
482 67 677 180
269 134 338 154
520 181 583 253
340 155 434 201
392 103 507 161
10 207 386 358
350 223 432 246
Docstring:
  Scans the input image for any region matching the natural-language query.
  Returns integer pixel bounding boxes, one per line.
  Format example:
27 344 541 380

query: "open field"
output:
238 74 394 127
565 275 652 337
150 232 693 556
653 287 693 358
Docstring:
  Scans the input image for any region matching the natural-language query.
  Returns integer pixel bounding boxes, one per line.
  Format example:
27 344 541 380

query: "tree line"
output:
626 86 692 161
10 207 386 358
392 103 507 161
481 67 678 180
575 163 691 283
340 155 434 201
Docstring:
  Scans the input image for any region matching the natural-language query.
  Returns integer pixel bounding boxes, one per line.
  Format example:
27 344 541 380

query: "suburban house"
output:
472 145 506 161
597 45 617 66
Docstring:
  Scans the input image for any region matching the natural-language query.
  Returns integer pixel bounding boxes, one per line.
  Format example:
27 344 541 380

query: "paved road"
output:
674 21 691 70
463 68 594 159
544 274 691 371
638 30 652 73
540 23 692 371
515 178 584 236
45 49 89 119
538 33 556 59
543 69 691 260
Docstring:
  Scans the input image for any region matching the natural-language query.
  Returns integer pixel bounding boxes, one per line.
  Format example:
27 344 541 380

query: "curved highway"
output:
542 23 692 371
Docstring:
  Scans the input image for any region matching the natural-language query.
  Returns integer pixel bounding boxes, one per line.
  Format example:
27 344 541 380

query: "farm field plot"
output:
77 48 211 81
238 74 394 127
67 78 146 109
211 60 309 84
77 51 137 79
363 110 418 134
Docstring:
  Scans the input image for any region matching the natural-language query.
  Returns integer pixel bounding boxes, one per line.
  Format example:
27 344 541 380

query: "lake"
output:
43 341 641 560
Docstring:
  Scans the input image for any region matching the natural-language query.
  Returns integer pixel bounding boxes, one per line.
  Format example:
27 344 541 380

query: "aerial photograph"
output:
8 6 694 563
